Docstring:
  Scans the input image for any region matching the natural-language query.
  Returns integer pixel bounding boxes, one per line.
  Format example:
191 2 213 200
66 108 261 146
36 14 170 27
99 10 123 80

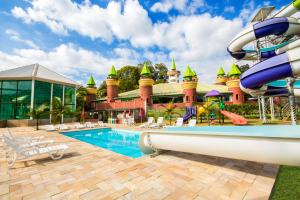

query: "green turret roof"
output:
140 63 151 77
171 58 176 70
217 67 226 76
183 65 194 78
228 64 241 77
192 70 197 77
108 65 117 77
87 76 96 86
294 0 300 10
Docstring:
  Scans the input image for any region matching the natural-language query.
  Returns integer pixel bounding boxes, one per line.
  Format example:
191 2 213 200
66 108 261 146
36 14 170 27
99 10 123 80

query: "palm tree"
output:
163 101 181 125
51 97 72 124
28 104 49 130
76 87 87 122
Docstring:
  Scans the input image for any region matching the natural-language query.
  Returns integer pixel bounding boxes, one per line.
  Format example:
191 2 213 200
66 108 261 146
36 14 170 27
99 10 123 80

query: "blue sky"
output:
0 0 289 85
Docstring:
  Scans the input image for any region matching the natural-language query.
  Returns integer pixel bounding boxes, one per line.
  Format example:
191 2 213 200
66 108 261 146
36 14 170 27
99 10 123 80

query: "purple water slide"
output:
240 52 293 95
183 107 192 122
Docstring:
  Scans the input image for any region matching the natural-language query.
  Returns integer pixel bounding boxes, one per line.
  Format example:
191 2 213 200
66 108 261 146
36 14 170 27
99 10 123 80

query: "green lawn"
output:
271 165 300 199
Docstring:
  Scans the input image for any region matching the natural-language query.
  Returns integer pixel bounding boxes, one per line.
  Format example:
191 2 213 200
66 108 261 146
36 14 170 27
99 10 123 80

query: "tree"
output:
51 97 72 124
97 81 107 98
117 65 140 93
163 101 181 125
154 63 168 83
28 104 49 130
238 64 250 74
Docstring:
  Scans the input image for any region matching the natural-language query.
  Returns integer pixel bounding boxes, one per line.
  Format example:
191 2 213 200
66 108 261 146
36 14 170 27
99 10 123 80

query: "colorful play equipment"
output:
140 1 300 166
228 0 300 124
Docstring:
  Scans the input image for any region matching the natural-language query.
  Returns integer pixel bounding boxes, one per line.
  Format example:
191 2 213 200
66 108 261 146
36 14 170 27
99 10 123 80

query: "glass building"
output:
0 64 80 122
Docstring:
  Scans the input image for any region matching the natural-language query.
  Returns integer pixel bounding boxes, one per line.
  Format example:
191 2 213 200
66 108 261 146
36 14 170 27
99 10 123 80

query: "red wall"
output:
107 85 119 102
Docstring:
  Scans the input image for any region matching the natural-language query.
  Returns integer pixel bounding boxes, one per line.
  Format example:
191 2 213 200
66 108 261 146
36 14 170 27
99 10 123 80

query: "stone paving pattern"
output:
0 127 279 200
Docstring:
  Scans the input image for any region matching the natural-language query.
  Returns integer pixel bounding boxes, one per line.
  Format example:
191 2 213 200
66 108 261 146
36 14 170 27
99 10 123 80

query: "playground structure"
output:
183 89 247 125
228 0 300 124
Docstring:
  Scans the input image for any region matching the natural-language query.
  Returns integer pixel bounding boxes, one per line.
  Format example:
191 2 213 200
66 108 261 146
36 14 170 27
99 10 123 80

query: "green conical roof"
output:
108 65 117 77
183 65 194 78
217 67 226 76
171 58 176 70
87 76 96 86
228 64 241 77
192 70 197 77
140 63 151 77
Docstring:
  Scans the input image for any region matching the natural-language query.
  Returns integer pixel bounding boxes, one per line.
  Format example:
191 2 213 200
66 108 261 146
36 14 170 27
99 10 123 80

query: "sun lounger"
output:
149 117 164 128
5 128 52 144
46 125 57 131
140 117 154 128
3 134 67 168
59 124 70 130
74 123 85 129
187 119 197 127
85 122 95 128
164 118 183 128
98 121 106 127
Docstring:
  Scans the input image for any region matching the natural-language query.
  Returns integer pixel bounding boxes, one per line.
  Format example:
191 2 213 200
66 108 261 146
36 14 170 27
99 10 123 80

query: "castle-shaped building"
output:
85 59 248 122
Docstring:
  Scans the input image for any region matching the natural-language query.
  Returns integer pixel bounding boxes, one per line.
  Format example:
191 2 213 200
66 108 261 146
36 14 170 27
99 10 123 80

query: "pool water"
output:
63 128 143 158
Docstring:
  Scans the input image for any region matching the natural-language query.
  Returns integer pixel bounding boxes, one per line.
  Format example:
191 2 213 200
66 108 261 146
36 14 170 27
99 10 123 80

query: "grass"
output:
270 165 300 200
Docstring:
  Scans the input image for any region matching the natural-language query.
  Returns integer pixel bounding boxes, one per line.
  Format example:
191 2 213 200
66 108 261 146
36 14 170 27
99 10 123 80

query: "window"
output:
34 80 51 118
236 94 239 101
186 95 189 102
64 86 75 113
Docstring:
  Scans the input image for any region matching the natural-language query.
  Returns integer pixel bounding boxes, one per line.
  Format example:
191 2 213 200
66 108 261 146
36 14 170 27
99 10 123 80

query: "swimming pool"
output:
63 128 143 158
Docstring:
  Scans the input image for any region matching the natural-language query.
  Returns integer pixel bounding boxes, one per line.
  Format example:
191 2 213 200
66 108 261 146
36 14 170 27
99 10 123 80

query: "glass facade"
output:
0 79 76 120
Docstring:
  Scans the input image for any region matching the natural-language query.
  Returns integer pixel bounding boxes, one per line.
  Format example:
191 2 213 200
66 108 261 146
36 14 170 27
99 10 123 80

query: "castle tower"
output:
215 67 228 85
226 64 245 104
167 58 181 83
86 75 97 101
139 63 154 105
106 65 119 103
182 65 198 107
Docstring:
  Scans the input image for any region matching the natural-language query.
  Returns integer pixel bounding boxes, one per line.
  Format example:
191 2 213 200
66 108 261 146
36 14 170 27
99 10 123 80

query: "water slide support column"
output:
261 96 268 123
269 97 275 120
258 96 262 120
287 78 297 125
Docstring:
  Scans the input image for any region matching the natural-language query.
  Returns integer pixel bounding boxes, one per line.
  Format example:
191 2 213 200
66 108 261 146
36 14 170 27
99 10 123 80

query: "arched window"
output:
186 96 189 102
236 94 239 101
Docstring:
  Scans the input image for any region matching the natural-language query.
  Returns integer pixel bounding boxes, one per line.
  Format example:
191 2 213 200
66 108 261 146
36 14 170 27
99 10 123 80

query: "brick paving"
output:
0 126 278 200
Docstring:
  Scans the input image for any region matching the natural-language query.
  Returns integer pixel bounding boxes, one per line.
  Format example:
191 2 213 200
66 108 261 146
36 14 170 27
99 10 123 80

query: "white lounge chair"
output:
74 123 85 129
5 128 52 144
3 134 68 168
85 122 95 128
59 124 70 130
149 117 164 128
98 121 106 127
140 117 154 128
174 118 184 127
187 119 197 127
46 125 57 132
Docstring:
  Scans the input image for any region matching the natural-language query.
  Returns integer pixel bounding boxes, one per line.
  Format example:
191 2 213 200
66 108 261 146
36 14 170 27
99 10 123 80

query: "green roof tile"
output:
228 64 241 77
217 67 226 76
183 65 194 78
108 65 117 77
87 76 96 86
171 58 176 70
141 63 151 77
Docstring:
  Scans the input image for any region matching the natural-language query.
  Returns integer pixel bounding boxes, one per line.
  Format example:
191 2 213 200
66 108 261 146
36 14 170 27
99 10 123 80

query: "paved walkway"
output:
0 127 278 200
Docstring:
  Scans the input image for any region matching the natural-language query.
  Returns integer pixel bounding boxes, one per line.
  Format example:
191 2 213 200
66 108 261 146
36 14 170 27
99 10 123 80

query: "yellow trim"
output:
215 77 227 84
86 87 97 95
226 79 240 88
139 78 154 87
106 79 119 86
182 81 197 90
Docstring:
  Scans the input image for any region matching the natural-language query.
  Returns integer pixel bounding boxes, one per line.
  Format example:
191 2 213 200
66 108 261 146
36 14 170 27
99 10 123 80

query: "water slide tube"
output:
220 110 247 125
227 0 300 96
139 125 300 166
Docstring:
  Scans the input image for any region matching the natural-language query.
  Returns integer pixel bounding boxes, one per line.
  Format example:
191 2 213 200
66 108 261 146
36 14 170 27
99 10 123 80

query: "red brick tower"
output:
106 65 119 103
86 75 97 111
226 64 245 104
182 66 198 107
139 63 154 106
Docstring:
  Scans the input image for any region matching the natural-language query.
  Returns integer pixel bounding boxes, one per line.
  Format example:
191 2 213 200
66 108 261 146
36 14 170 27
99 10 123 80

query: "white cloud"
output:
150 0 205 14
224 6 235 13
5 29 39 49
0 44 138 83
9 0 245 83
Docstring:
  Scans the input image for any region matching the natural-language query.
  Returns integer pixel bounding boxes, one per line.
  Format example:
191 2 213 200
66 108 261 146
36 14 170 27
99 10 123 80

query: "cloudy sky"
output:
0 0 288 85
